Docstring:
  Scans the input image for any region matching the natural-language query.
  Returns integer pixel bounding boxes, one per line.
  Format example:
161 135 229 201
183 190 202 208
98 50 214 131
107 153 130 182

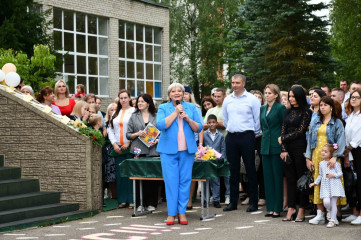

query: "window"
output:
119 21 162 98
53 8 109 96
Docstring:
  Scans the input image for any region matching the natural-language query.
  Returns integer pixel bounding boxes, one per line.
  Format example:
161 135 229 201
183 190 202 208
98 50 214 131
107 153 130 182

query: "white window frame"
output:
118 21 162 99
53 8 110 97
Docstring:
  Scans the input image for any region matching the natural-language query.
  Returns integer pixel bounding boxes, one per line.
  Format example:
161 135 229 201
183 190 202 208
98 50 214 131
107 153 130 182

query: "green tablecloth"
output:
118 157 230 179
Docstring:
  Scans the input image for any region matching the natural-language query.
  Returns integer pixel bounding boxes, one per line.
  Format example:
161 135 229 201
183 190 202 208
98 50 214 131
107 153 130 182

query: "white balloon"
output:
0 70 5 81
5 72 21 87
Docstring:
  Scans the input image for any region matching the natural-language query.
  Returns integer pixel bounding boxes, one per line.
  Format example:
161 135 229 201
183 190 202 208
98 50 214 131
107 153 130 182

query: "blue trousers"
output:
161 151 194 216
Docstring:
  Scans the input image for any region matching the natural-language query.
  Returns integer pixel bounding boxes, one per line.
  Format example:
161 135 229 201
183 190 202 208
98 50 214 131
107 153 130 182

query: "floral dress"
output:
311 124 347 205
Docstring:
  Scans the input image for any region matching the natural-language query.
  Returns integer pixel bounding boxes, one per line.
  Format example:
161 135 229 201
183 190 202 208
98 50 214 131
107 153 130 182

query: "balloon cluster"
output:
0 63 21 88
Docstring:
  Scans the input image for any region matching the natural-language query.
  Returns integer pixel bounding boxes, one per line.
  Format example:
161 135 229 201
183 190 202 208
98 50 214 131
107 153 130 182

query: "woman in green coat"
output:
260 84 286 217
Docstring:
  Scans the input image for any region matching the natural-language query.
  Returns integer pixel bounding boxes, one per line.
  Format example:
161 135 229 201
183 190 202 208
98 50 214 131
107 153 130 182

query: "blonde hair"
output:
54 80 69 98
105 103 117 122
264 84 281 103
88 114 102 127
188 92 200 107
280 91 288 98
71 101 88 117
88 104 97 114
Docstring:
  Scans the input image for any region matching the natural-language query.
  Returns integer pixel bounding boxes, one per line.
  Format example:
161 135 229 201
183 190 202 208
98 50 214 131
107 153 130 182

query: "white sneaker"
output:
351 216 361 225
225 196 230 205
343 215 358 222
309 210 325 225
326 220 336 228
137 206 144 212
147 205 156 211
241 197 249 205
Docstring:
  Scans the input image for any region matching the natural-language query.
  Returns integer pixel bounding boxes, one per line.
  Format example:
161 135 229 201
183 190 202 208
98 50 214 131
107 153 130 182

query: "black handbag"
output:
285 155 292 165
297 171 313 194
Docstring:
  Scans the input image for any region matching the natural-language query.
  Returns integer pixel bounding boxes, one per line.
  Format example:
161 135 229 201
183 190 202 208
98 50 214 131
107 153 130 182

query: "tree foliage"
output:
226 0 335 91
0 45 57 92
168 0 240 102
330 0 361 82
0 0 52 57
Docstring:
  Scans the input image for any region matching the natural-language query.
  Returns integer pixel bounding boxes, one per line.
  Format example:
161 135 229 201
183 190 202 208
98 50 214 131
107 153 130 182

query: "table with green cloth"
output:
117 157 230 219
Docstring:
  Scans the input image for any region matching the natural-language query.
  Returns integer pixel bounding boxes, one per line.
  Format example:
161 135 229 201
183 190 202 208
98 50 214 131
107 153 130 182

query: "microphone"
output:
175 100 183 114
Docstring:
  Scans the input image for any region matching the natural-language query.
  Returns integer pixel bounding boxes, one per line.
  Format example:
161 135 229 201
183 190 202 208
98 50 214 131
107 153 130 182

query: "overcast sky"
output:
310 0 331 19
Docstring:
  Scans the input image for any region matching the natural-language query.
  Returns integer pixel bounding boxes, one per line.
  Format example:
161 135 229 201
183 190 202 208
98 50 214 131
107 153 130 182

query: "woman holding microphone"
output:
156 83 203 225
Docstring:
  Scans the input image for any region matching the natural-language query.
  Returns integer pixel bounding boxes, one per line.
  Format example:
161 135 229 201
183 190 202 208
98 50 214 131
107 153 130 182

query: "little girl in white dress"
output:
309 143 345 228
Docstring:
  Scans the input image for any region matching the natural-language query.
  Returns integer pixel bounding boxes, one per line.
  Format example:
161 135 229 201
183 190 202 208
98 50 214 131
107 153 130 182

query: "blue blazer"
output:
156 101 203 154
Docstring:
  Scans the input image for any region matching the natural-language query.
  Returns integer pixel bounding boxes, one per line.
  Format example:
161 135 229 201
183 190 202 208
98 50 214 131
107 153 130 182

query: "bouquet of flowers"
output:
195 145 222 161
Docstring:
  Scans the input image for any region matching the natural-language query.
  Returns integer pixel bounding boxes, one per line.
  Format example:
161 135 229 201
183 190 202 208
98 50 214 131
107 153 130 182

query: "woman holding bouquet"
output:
127 93 159 211
156 83 203 225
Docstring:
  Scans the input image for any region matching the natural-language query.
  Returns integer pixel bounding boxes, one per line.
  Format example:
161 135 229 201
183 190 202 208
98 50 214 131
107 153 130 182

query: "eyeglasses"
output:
351 96 361 100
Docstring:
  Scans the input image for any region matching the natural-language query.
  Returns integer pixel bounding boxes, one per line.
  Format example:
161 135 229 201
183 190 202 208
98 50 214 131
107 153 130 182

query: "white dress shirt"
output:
222 90 261 134
345 110 361 160
344 91 350 103
107 107 135 145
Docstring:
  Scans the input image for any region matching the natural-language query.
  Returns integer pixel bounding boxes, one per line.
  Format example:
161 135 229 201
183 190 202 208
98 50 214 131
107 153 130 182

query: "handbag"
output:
297 171 313 194
285 154 292 165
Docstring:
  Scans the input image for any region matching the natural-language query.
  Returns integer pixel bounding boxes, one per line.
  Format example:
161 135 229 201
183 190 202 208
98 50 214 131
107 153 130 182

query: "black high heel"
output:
282 212 296 221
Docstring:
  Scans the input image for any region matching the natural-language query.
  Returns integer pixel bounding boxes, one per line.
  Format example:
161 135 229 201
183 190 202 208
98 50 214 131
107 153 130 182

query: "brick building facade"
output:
36 0 170 108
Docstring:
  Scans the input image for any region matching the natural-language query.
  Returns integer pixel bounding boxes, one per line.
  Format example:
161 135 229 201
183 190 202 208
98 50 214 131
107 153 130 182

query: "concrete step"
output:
0 203 79 224
0 210 96 232
0 192 61 211
0 179 39 197
0 167 21 181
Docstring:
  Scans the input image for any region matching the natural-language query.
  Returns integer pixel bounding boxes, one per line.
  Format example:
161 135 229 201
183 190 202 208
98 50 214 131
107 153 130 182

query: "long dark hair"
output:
318 96 338 122
135 93 156 115
201 97 216 116
110 89 133 128
289 86 308 110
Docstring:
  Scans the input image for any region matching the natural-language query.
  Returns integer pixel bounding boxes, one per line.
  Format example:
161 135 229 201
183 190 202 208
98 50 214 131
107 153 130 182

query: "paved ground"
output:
1 201 361 240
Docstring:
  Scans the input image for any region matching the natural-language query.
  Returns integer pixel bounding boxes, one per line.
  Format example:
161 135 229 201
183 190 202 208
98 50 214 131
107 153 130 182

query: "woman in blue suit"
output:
157 83 203 225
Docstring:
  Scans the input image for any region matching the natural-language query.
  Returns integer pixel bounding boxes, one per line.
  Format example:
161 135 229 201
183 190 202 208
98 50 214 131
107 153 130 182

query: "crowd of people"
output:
16 76 361 228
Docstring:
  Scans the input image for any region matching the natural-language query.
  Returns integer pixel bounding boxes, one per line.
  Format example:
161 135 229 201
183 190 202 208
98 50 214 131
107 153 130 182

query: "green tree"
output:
227 0 335 91
0 0 52 57
169 0 240 102
330 0 361 82
0 45 57 92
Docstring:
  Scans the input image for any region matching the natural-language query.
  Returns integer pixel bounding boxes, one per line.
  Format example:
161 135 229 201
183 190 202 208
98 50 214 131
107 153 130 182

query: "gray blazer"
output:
126 111 159 157
203 129 227 159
